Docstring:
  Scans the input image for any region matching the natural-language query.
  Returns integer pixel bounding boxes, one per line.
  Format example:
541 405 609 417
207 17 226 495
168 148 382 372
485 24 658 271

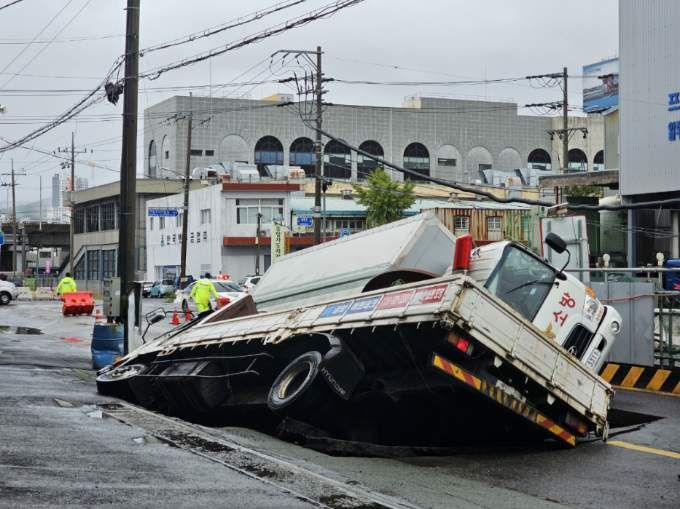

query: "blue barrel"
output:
664 258 680 291
91 324 124 370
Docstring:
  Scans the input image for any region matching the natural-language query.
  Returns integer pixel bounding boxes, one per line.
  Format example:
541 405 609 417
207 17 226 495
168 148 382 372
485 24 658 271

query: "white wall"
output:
620 0 680 195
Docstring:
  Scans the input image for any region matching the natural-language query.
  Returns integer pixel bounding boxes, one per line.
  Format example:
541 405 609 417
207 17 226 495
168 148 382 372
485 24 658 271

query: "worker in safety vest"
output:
56 272 77 295
190 272 219 317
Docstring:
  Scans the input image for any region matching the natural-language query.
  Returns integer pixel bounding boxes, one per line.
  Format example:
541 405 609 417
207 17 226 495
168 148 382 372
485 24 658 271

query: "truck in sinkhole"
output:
97 213 621 446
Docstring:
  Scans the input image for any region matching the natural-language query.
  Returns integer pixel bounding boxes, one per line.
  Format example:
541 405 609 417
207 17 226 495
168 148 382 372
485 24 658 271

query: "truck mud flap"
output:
431 354 576 447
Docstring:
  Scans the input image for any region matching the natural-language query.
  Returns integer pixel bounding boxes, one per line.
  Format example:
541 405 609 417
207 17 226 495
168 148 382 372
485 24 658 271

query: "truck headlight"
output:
610 321 621 335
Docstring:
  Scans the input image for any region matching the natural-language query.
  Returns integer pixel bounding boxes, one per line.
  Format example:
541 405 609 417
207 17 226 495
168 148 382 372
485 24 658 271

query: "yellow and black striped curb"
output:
599 363 680 395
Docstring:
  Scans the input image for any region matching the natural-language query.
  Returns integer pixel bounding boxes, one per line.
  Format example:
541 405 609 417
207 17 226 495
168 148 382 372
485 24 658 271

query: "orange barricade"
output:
61 291 95 316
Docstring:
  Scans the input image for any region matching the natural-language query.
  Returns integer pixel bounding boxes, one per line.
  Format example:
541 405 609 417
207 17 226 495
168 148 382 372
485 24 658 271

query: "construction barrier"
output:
61 291 95 316
15 287 33 300
35 287 55 300
600 362 680 395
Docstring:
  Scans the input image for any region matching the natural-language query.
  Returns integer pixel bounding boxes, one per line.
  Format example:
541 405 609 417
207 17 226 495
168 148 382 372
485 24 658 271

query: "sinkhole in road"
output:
607 408 662 428
0 325 43 335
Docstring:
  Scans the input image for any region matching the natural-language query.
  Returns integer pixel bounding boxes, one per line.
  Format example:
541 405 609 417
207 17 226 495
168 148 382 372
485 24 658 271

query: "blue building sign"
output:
296 216 313 227
148 208 179 217
668 91 680 142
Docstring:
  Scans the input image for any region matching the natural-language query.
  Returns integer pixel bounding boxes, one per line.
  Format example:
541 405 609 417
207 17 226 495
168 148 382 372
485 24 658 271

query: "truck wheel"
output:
96 363 147 400
267 351 326 414
0 292 10 305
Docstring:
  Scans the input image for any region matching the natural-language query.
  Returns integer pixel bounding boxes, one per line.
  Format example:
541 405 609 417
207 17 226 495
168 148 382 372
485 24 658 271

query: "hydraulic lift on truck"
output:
97 213 621 447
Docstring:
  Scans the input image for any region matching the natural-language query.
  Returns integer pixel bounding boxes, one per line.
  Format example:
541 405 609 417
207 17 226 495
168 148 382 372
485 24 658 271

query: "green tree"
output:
353 168 416 227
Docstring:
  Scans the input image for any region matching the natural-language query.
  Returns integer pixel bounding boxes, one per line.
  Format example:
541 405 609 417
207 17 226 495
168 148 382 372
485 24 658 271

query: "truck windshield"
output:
484 245 556 321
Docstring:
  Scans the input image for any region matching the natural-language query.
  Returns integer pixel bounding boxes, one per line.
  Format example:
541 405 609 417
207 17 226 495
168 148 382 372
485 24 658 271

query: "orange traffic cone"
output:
170 311 181 326
184 310 192 322
94 307 104 323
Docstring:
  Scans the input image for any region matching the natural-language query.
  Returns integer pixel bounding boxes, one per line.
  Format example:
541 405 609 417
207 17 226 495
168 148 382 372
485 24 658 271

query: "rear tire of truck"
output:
267 351 327 415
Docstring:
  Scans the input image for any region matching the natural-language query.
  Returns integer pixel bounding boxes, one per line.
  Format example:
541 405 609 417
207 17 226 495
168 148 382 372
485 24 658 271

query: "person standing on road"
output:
190 272 219 318
55 272 77 295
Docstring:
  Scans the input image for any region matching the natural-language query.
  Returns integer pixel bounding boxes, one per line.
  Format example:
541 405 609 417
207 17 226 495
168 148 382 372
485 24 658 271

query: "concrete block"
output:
15 287 33 300
35 287 55 300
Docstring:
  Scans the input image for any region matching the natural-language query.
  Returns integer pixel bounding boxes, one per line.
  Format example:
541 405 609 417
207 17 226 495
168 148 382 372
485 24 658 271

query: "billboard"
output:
582 58 619 113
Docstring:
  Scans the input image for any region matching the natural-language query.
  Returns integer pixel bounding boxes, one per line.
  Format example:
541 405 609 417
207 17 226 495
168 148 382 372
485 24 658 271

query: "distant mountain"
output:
0 198 53 222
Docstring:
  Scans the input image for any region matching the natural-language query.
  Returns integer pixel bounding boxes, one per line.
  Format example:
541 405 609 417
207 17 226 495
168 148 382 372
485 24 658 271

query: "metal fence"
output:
567 267 680 368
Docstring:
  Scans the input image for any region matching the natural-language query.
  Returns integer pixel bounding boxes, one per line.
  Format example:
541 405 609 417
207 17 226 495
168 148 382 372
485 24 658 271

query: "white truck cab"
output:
468 240 620 372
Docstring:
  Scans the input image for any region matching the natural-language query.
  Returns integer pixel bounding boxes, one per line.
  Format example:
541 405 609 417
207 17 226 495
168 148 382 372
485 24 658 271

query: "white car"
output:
0 279 18 305
181 280 246 312
238 275 262 293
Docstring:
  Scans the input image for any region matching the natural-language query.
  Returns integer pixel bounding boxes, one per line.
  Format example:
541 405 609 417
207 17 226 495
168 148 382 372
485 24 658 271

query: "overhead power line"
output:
0 0 26 11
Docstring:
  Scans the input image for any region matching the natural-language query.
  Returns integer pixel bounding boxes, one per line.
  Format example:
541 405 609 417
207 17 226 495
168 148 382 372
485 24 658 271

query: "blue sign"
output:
346 296 381 314
297 216 313 227
0 231 4 246
339 228 352 238
319 300 353 318
148 208 179 217
668 92 680 112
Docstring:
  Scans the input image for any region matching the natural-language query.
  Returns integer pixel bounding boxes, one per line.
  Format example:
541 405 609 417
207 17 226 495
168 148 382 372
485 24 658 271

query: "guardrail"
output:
567 267 680 368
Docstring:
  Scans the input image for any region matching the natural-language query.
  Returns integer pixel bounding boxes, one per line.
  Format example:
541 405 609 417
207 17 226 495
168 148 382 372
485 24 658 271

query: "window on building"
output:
487 216 503 241
74 258 86 280
190 232 194 243
330 218 366 233
324 140 351 179
164 150 170 160
403 142 430 181
454 215 470 235
86 205 99 232
203 231 207 240
200 208 211 225
86 250 100 280
172 234 176 244
159 217 165 230
102 249 116 278
101 202 115 231
357 140 384 179
290 137 315 177
479 163 492 171
196 232 201 243
254 136 284 166
149 217 154 231
236 198 284 224
74 208 85 234
190 149 203 156
205 149 215 157
437 158 457 167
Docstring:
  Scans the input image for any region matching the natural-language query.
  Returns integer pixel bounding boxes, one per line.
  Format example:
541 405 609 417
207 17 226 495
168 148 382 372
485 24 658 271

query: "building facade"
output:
144 95 603 184
620 0 680 263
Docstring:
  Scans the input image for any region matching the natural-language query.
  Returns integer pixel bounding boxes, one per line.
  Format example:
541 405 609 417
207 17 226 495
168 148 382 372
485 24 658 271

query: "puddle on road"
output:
0 325 43 335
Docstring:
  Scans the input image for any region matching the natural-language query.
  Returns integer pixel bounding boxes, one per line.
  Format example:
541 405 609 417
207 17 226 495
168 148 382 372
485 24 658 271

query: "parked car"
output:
0 278 18 305
149 280 175 298
238 275 261 292
141 281 154 298
181 279 246 312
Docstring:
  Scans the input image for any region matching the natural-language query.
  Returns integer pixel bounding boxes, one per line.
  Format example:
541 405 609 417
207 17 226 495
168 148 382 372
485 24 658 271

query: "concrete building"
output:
144 95 603 184
71 179 206 287
620 0 680 264
146 181 301 281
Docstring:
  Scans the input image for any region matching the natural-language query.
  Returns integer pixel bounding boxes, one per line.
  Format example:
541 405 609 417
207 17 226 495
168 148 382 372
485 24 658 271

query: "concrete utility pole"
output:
255 212 262 275
180 92 192 283
562 67 568 173
314 46 323 245
0 160 26 274
118 0 140 355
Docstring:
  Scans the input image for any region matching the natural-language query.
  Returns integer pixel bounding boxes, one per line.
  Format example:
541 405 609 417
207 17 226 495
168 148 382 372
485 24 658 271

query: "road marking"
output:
646 369 671 391
608 440 680 460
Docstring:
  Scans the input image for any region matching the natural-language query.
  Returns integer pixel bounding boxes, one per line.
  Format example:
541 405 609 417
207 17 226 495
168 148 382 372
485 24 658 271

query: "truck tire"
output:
267 351 326 414
96 363 147 400
0 292 11 305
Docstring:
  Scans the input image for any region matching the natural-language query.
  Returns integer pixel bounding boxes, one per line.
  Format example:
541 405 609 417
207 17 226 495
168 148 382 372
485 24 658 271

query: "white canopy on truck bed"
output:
252 212 456 311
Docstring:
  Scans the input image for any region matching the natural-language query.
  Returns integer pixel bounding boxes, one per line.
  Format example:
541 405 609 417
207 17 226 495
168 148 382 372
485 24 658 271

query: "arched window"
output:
254 136 284 168
568 148 588 172
289 137 315 177
357 140 383 179
593 150 604 171
403 142 430 181
324 139 351 179
528 148 551 170
148 140 157 177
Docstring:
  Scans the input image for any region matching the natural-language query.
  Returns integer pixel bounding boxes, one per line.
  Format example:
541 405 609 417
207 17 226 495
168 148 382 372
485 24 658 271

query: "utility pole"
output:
255 212 262 275
314 45 323 245
562 67 568 173
57 132 87 273
180 92 192 283
39 176 42 231
270 47 325 244
118 0 140 355
0 160 26 275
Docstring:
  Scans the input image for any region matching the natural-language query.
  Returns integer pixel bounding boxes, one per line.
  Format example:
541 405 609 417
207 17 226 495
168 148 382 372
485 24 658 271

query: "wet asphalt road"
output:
1 300 679 508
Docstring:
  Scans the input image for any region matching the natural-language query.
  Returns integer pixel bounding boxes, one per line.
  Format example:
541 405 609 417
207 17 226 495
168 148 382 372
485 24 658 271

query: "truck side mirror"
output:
545 233 567 254
145 308 166 325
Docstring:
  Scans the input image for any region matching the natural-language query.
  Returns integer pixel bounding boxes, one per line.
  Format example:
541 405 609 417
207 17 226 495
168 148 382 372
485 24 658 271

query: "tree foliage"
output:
353 168 416 227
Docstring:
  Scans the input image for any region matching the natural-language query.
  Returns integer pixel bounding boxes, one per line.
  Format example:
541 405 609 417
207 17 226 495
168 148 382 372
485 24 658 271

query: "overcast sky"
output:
0 0 618 210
